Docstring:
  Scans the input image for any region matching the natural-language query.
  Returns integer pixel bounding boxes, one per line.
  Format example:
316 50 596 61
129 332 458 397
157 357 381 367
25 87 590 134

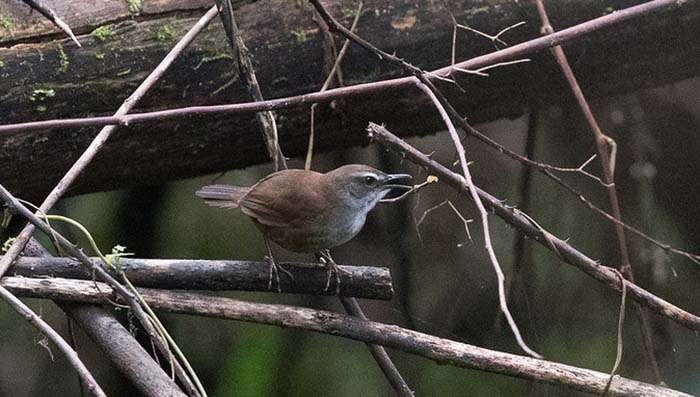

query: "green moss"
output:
36 104 47 112
126 0 142 14
155 24 175 42
290 28 308 44
95 52 105 60
29 88 56 102
466 6 490 16
57 44 69 73
91 25 113 42
194 53 233 70
0 14 12 30
0 60 4 69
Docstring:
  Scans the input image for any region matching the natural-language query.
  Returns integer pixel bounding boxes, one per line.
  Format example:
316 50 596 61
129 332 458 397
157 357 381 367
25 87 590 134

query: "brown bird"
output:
195 164 411 291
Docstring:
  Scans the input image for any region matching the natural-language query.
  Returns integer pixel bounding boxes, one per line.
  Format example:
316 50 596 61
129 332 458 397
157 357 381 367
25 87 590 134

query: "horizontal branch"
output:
0 0 690 136
7 256 393 300
366 123 700 332
2 276 690 397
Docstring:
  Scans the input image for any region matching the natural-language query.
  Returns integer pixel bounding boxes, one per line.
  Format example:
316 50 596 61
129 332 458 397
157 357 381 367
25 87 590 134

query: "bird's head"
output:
326 164 412 211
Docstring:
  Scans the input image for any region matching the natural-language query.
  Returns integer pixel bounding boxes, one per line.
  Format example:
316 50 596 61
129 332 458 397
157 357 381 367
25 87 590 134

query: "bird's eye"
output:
364 175 378 185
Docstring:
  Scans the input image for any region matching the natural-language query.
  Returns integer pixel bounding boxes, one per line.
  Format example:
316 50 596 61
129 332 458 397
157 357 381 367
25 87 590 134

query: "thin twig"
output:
603 269 627 396
217 0 286 171
3 277 692 397
305 1 364 170
366 122 700 332
0 286 105 396
412 78 540 358
454 19 527 47
533 0 661 382
20 0 81 46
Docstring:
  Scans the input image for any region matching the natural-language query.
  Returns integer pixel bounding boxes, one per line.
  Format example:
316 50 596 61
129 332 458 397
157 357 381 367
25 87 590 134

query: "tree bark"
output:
2 276 692 397
1 0 698 201
8 256 394 299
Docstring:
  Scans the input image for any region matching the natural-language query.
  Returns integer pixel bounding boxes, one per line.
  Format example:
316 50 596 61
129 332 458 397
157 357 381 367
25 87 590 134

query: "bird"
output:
195 164 412 292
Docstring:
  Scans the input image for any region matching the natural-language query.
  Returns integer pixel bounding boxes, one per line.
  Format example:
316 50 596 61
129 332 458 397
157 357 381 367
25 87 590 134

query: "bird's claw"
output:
264 256 294 293
319 254 346 295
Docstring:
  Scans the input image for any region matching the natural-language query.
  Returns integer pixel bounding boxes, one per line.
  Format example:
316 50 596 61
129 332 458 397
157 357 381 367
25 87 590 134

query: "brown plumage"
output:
195 165 411 253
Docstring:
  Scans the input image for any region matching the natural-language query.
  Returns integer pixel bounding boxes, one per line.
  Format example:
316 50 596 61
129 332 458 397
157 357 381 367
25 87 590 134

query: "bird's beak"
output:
382 173 413 190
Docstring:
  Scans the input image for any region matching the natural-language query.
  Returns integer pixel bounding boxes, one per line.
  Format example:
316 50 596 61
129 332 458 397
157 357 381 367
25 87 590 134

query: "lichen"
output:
30 87 55 112
116 68 131 76
291 28 309 44
57 44 69 73
194 53 233 70
466 6 490 16
126 0 141 14
0 14 11 30
91 25 113 42
156 24 175 42
0 60 4 69
95 52 105 60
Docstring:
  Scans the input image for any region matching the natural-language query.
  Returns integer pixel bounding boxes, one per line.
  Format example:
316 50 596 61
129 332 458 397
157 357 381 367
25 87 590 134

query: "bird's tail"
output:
195 184 250 209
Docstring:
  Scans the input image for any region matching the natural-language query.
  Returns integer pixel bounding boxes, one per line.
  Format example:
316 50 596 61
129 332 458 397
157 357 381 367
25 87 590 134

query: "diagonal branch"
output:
308 0 540 358
20 0 81 46
366 123 700 332
0 285 105 396
216 0 286 170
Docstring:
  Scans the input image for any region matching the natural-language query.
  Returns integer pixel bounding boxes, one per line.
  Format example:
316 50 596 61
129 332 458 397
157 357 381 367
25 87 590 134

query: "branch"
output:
0 5 220 280
2 276 691 397
20 0 81 47
0 183 201 396
533 0 661 382
366 123 700 332
0 285 105 396
216 0 286 170
0 0 691 135
8 256 393 300
22 238 190 397
59 303 186 397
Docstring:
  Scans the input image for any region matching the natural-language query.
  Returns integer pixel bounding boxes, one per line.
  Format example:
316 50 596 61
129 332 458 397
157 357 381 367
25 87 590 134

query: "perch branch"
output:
7 256 393 300
2 276 690 397
366 123 700 332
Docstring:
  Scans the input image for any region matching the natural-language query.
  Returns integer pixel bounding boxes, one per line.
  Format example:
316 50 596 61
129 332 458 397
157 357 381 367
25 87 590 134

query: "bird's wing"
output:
239 169 326 227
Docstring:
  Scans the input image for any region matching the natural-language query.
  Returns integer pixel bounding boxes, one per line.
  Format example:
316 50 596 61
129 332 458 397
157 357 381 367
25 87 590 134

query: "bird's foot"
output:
318 252 347 295
264 256 294 293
